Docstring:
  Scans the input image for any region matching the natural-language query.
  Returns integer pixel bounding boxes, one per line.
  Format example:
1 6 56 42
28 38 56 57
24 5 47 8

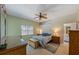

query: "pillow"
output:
42 33 51 36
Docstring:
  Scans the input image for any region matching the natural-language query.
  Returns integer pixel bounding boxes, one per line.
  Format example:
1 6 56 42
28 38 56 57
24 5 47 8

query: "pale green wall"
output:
6 15 39 40
1 14 39 47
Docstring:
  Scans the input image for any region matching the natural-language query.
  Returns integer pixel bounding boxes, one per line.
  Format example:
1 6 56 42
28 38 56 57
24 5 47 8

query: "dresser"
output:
69 30 79 55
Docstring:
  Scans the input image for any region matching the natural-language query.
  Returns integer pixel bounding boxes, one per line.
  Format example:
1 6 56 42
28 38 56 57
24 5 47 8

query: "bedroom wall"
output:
6 15 39 36
77 10 79 29
41 14 78 43
77 10 79 21
1 15 39 47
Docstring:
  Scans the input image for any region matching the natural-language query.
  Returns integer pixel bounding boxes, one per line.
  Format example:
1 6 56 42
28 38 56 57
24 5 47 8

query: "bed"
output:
31 33 52 48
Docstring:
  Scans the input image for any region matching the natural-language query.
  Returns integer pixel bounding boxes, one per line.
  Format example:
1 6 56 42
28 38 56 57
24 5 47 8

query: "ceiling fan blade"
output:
41 16 47 19
43 14 47 16
34 17 41 20
34 17 38 19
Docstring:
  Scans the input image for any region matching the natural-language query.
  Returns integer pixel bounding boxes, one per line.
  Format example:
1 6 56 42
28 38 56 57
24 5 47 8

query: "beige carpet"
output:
55 43 69 55
27 43 69 55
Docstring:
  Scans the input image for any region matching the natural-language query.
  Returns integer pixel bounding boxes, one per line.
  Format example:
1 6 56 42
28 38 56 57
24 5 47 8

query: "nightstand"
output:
52 36 60 44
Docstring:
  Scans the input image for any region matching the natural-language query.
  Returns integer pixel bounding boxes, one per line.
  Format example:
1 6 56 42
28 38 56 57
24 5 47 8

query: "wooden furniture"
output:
69 30 79 55
0 44 27 55
51 36 60 44
29 38 40 48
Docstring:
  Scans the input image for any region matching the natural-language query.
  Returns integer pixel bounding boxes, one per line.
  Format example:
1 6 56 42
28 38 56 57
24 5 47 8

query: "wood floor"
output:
0 44 27 55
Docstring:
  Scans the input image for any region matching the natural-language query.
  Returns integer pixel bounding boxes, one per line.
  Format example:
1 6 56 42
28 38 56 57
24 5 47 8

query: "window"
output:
21 25 33 35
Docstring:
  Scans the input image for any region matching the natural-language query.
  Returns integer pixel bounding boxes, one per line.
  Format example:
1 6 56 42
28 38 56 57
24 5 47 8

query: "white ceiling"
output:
5 4 79 22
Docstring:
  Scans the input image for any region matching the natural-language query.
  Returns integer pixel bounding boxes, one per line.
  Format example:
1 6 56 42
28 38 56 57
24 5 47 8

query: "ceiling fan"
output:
34 12 47 21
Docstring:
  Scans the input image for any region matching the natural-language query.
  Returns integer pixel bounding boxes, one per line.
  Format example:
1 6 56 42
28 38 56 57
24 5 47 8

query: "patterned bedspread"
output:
31 35 51 48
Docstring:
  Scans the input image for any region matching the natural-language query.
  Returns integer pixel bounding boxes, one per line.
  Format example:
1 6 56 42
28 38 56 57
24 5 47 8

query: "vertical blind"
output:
21 25 33 35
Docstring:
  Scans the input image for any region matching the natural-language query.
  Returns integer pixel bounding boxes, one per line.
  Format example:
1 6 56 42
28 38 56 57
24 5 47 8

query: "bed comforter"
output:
31 35 51 48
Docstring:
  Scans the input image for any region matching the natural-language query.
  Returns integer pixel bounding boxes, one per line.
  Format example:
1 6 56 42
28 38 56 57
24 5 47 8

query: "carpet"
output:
46 43 59 53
